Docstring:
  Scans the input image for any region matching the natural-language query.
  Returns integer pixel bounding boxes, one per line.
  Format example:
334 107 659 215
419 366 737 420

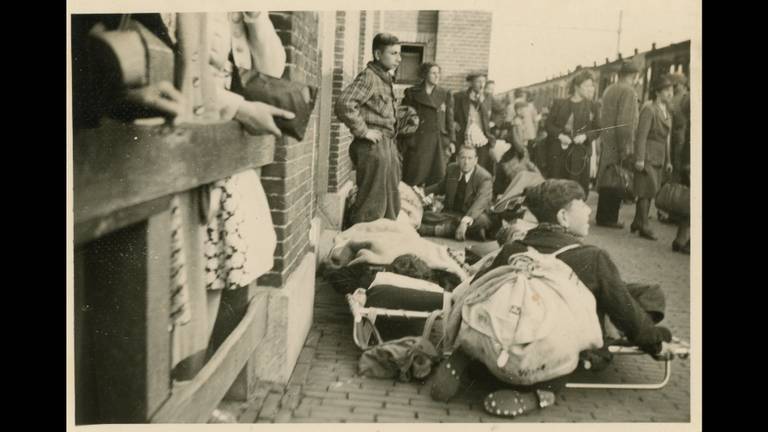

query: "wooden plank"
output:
74 195 171 246
145 211 172 418
150 292 269 423
74 119 275 225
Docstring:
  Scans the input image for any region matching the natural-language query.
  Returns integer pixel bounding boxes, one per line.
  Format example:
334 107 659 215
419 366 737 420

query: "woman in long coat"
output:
401 63 455 187
543 70 601 196
595 62 639 228
631 75 674 240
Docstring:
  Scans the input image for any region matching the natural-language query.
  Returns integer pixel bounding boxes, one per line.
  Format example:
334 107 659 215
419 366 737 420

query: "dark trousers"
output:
543 140 591 196
476 144 495 176
420 211 494 241
596 188 623 224
350 135 401 224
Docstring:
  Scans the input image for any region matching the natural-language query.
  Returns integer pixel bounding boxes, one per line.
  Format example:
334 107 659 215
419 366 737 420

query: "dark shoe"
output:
596 221 625 229
673 240 690 254
638 228 657 241
630 222 640 233
483 389 556 418
428 350 472 402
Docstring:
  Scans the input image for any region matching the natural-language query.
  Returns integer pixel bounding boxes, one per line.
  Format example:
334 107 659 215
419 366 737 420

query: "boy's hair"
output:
524 179 585 223
372 33 400 57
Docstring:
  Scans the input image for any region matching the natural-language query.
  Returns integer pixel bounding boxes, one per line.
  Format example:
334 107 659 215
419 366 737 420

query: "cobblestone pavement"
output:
224 192 693 423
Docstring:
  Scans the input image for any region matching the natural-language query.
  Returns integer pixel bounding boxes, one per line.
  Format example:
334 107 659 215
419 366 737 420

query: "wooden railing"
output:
73 119 276 423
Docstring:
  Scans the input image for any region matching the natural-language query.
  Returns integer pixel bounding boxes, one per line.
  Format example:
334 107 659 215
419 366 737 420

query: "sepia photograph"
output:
67 0 701 428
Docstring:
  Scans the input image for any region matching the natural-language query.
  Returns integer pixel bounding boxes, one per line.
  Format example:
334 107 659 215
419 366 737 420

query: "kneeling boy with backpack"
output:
429 179 673 418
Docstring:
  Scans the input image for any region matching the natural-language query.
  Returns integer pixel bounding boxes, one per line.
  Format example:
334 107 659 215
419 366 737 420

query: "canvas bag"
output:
456 244 603 386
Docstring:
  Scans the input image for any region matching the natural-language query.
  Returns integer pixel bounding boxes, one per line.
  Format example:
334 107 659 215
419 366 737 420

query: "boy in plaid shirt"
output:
335 33 402 224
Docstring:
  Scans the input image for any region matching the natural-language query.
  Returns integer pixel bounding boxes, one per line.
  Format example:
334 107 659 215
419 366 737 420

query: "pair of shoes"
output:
672 240 690 254
596 221 625 229
428 350 471 402
638 228 657 241
483 389 556 418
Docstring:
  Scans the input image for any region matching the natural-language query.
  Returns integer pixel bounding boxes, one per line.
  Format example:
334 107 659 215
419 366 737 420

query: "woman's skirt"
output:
634 164 663 199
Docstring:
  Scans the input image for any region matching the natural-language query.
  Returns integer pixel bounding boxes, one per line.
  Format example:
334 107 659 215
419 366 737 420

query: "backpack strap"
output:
421 309 443 341
552 243 580 256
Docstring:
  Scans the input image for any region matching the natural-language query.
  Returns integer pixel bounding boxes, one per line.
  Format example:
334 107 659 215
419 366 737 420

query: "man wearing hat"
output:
454 72 495 173
595 61 640 228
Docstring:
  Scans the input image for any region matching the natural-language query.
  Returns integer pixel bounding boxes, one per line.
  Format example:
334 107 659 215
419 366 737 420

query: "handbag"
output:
234 71 318 141
598 163 635 200
655 182 690 216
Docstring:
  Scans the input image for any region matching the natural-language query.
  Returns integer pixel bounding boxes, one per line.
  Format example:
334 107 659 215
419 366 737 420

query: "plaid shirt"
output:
335 61 397 138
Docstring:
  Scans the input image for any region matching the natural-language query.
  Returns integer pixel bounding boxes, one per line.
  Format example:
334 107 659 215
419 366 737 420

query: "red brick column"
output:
327 11 358 193
259 11 321 287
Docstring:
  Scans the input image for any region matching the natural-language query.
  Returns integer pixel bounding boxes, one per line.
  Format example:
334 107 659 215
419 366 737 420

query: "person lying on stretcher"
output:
428 179 675 419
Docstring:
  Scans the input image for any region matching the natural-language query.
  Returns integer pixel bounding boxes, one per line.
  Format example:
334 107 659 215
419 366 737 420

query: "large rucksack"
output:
456 244 603 385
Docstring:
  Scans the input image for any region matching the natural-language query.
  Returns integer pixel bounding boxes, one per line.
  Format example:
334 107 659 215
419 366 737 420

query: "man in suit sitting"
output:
418 146 493 241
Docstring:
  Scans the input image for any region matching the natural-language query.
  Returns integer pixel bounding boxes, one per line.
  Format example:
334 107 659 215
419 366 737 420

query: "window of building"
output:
395 44 425 84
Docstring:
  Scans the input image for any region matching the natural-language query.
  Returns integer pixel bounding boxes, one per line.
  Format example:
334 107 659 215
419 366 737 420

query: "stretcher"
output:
566 337 690 390
347 289 690 390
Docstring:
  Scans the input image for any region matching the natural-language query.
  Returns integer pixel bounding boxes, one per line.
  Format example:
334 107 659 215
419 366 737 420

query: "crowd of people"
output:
333 32 690 419
337 32 691 254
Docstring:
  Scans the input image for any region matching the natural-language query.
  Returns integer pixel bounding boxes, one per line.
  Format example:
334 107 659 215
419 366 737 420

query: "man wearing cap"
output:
454 73 495 173
595 61 640 228
336 33 402 224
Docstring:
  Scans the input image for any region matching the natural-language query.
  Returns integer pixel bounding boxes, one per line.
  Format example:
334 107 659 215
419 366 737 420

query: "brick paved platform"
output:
220 192 692 423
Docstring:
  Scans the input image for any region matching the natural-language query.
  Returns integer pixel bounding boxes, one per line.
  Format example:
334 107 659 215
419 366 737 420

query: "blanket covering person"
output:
327 219 469 282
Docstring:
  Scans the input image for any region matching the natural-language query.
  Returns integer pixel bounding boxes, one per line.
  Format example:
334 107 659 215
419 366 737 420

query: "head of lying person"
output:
499 146 528 179
524 179 592 237
389 254 432 280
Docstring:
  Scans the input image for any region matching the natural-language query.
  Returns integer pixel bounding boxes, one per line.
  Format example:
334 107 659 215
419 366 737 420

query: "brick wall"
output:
358 11 367 73
327 11 362 193
259 11 321 287
380 11 438 64
434 10 493 92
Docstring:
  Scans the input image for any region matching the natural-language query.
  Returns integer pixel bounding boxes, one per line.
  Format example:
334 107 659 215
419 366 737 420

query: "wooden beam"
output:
78 211 171 423
74 119 275 227
75 195 171 247
149 292 269 423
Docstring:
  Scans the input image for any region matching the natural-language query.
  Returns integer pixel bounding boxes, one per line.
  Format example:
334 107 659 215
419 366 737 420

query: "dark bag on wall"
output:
655 182 690 216
235 71 318 141
598 163 635 200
